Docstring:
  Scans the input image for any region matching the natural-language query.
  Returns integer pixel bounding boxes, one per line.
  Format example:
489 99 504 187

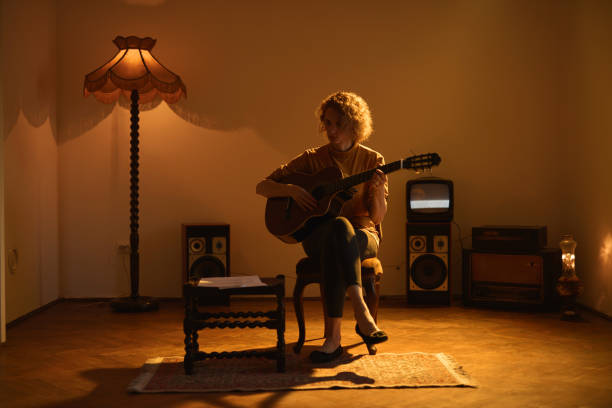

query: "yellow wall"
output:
0 0 5 341
2 0 59 322
2 0 611 319
56 0 564 299
562 1 612 316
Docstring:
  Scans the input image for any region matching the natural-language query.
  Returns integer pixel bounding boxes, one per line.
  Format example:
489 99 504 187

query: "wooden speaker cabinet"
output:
182 224 230 305
462 248 561 310
406 222 451 305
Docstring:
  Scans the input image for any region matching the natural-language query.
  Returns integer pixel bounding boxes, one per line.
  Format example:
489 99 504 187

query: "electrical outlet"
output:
8 249 18 274
117 241 130 254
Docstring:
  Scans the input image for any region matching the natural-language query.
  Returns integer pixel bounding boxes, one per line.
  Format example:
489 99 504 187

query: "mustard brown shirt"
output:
266 143 388 239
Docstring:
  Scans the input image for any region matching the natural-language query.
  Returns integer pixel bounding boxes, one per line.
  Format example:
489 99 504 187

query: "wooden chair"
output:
293 256 383 355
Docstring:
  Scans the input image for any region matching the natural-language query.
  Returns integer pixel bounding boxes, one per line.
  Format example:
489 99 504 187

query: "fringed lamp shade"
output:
84 36 186 104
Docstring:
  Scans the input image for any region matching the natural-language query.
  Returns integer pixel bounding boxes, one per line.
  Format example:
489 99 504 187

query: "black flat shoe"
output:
355 324 388 345
309 346 344 363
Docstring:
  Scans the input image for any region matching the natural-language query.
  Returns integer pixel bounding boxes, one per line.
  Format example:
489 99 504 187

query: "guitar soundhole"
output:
311 186 326 200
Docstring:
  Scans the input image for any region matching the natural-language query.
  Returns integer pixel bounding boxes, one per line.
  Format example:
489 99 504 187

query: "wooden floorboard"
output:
1 299 611 408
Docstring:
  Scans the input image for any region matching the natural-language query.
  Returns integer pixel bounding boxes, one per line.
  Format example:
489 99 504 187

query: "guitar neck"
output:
332 160 403 193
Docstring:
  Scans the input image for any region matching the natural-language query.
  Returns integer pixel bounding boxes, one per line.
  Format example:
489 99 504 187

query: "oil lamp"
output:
556 234 583 320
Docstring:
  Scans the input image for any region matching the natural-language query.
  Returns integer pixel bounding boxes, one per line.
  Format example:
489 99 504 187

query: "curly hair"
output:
316 91 373 145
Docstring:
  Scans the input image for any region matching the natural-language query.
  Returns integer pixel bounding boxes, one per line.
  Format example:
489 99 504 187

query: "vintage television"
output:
406 177 454 223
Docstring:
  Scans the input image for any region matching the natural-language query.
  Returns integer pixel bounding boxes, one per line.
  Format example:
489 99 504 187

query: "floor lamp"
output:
84 36 186 312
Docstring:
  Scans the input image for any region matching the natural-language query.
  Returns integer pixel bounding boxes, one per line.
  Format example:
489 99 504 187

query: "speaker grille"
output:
189 255 226 280
411 254 448 290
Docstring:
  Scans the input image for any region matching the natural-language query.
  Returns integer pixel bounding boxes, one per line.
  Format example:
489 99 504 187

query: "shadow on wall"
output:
2 0 58 140
57 0 466 155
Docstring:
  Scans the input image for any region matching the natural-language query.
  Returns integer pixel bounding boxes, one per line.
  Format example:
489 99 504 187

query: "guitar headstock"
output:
402 153 441 172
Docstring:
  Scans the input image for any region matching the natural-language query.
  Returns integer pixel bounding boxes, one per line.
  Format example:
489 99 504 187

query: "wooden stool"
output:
293 257 383 355
182 276 286 374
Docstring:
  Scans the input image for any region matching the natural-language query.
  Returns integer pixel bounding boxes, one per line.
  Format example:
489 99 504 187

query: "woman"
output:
256 91 389 363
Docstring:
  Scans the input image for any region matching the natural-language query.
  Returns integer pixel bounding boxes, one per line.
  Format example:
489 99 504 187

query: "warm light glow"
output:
83 36 186 105
114 49 149 78
601 233 612 266
559 234 578 275
411 199 450 209
562 253 576 271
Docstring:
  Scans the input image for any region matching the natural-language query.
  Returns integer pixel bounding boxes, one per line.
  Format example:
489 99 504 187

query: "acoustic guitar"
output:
265 153 441 243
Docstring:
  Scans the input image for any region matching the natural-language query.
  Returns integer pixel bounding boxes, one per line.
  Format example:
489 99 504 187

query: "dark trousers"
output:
302 217 378 318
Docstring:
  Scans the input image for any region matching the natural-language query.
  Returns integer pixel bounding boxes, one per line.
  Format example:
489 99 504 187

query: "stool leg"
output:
293 277 307 354
276 286 286 372
183 297 196 374
183 321 194 374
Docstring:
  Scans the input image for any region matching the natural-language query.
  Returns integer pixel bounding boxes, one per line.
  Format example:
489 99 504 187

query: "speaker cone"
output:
411 254 447 290
189 237 205 254
190 255 226 280
409 236 426 252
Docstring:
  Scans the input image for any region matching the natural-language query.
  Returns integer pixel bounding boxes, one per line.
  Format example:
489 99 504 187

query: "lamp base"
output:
111 296 159 313
560 309 580 321
560 308 586 322
559 295 586 322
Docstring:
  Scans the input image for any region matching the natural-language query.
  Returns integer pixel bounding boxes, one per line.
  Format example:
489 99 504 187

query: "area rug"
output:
128 352 477 393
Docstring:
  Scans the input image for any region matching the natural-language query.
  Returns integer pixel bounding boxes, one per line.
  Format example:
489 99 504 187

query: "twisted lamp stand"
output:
111 90 159 312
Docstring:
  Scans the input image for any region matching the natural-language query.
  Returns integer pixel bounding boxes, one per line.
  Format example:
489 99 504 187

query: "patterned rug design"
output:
128 352 477 393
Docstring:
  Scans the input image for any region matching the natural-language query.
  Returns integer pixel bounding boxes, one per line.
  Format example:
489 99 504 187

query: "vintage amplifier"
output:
472 225 547 252
462 248 561 309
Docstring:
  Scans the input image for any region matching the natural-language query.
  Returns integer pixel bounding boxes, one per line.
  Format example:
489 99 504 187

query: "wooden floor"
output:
1 298 611 408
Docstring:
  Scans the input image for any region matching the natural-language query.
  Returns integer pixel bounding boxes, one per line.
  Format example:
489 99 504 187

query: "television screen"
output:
409 183 450 213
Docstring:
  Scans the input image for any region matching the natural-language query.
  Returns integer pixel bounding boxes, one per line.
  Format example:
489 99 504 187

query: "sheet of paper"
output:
197 275 266 289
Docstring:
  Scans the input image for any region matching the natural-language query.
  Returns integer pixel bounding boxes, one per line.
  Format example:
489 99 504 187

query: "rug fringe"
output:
435 353 479 387
127 357 164 393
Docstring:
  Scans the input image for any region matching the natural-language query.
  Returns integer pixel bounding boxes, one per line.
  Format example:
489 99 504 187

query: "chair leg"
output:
362 273 380 355
319 283 333 339
363 274 380 322
293 277 307 354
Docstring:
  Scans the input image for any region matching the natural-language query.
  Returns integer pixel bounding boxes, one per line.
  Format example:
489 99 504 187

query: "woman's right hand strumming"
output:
286 184 317 211
256 179 317 211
